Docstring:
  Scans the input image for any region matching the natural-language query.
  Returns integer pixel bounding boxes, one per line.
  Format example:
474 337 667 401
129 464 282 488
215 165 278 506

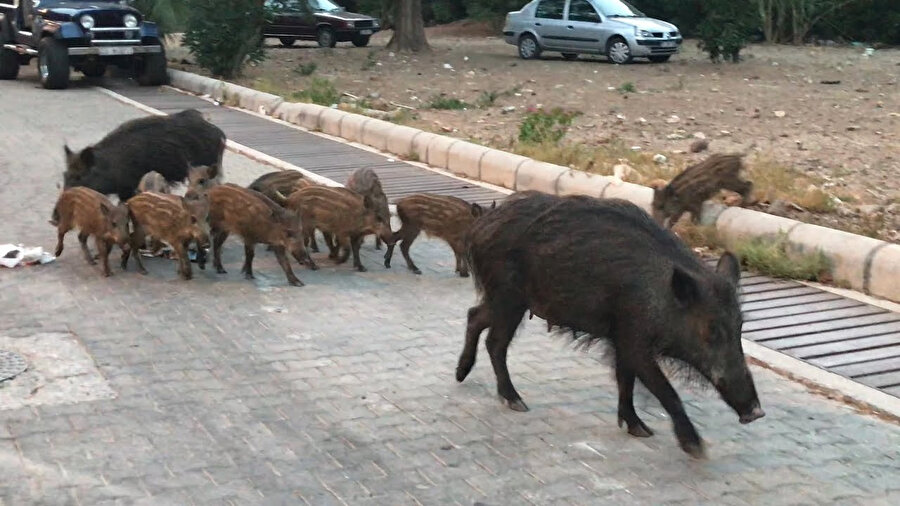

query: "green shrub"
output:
292 77 341 106
182 0 269 78
618 82 636 94
518 108 580 145
294 62 317 76
428 96 468 110
696 0 755 63
736 233 832 282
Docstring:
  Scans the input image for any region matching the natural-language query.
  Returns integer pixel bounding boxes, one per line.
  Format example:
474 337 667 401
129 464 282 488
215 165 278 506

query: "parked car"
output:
0 0 166 89
503 0 682 64
263 0 380 48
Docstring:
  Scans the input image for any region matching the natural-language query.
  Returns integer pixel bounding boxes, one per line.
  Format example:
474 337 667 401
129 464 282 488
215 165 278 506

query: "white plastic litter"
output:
0 244 55 268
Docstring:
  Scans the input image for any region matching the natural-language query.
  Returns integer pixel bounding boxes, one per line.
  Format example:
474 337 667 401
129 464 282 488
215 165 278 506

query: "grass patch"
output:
618 81 637 93
518 108 581 144
745 154 831 212
291 77 340 106
735 233 832 282
673 222 722 250
428 96 468 110
294 62 317 76
361 50 377 71
475 86 520 109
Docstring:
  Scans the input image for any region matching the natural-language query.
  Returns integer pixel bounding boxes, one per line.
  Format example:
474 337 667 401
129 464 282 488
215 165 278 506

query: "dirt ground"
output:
168 23 899 242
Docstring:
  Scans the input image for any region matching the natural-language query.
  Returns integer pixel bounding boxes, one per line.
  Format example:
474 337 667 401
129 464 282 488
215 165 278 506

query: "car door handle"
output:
567 26 575 29
534 22 542 26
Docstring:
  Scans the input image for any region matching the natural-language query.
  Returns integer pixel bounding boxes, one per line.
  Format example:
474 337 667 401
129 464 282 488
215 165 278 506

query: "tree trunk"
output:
387 0 429 52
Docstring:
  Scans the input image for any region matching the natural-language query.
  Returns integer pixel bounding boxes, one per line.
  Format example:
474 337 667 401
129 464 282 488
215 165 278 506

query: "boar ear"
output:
471 203 483 217
64 144 73 158
716 251 741 287
207 163 220 180
79 147 95 168
671 266 701 307
491 200 497 209
99 203 111 217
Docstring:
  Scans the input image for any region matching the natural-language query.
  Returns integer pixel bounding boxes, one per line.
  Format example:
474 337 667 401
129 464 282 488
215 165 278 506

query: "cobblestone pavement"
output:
1 71 899 506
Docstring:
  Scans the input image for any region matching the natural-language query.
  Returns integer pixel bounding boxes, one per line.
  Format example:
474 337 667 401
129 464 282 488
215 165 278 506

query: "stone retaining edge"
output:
166 69 899 303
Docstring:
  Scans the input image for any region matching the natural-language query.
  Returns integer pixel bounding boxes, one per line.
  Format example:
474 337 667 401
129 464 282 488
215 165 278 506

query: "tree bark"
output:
386 0 429 52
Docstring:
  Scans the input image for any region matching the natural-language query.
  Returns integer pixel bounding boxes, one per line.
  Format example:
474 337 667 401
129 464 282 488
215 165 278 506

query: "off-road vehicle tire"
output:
352 35 370 47
317 27 336 48
136 49 167 86
38 37 70 89
279 37 296 47
0 47 18 80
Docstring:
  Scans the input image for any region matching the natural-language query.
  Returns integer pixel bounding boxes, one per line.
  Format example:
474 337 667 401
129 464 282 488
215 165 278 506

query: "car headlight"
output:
123 14 138 28
80 14 95 30
637 29 653 38
373 19 380 27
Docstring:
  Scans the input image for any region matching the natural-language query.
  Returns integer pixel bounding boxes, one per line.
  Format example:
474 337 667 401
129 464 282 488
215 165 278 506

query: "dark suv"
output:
0 0 166 89
263 0 380 48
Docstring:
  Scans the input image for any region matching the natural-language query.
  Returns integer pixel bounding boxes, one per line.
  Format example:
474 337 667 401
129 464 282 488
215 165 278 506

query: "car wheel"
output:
317 27 336 48
352 35 370 48
648 55 671 63
81 62 107 78
606 36 633 65
561 53 578 61
38 37 69 89
136 48 167 86
279 37 296 47
0 46 18 80
518 34 541 60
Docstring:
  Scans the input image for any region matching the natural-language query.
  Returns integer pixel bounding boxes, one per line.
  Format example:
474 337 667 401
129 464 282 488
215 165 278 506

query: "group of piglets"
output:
52 108 766 459
50 108 488 285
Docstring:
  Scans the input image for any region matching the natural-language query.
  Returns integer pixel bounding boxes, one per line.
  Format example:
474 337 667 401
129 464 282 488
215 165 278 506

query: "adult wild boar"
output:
457 192 764 458
63 109 226 202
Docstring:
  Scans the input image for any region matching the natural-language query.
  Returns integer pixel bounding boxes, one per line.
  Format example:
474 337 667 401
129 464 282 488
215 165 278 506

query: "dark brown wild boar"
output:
383 194 490 277
458 192 764 458
652 153 754 228
208 184 315 286
137 171 170 194
50 187 131 277
247 171 316 203
63 109 226 201
286 186 392 272
346 168 390 250
122 192 210 280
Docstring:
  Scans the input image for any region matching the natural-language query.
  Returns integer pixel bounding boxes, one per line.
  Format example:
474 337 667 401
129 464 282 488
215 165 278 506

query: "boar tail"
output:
49 203 60 227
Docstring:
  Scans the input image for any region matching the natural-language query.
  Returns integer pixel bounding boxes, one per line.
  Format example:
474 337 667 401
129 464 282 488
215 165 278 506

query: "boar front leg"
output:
635 360 704 458
212 229 228 274
350 235 366 272
272 245 304 287
241 242 255 280
456 304 491 382
79 232 96 265
615 357 654 438
173 240 192 280
96 238 112 277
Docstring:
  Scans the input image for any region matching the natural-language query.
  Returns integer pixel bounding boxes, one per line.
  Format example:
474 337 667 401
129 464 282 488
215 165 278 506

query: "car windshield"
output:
37 0 126 6
594 0 645 17
307 0 341 12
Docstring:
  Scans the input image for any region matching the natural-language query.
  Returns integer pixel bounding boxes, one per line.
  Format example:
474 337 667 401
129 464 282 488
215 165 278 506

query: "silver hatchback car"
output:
503 0 682 64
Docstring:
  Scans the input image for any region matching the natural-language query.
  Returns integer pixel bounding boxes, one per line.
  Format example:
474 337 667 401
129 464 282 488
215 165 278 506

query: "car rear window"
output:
535 0 566 20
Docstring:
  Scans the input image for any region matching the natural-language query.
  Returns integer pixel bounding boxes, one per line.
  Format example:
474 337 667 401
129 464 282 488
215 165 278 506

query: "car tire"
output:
317 27 336 48
606 36 633 65
38 37 69 89
648 55 671 63
0 47 18 80
279 37 296 47
136 48 167 86
81 62 107 78
561 53 578 61
518 34 541 60
352 35 370 48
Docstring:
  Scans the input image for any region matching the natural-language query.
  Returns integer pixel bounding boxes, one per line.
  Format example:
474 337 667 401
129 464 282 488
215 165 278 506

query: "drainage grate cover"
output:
0 350 28 382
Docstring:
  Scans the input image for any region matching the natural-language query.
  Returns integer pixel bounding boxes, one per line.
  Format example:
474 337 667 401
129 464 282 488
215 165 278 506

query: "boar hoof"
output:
505 398 529 412
138 267 148 275
618 417 654 438
459 271 470 278
288 278 304 287
244 272 255 280
411 268 422 275
356 265 367 272
216 267 227 274
680 439 707 460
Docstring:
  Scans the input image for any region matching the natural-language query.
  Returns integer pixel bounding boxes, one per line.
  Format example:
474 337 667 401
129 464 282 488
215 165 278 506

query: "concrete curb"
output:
165 68 900 304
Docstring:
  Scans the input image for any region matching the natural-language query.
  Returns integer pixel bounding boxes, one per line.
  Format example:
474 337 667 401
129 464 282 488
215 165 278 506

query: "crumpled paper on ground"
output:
0 244 56 268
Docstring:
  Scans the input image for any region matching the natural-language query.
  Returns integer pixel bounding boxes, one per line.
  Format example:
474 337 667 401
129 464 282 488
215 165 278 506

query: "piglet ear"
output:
99 203 110 217
716 251 741 287
470 203 484 217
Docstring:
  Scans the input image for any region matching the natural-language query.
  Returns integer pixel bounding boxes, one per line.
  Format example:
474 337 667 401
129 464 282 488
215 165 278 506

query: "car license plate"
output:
661 41 676 48
360 30 373 35
98 47 134 56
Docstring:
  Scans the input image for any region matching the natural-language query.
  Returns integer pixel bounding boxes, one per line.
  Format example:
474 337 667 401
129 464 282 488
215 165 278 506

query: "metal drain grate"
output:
0 350 27 382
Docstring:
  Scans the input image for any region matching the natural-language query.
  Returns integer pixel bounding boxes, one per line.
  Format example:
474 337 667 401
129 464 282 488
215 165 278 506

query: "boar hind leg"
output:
272 245 304 287
396 226 422 275
212 229 228 274
615 359 654 438
383 230 403 268
485 304 528 412
452 243 469 277
241 243 255 280
79 232 96 265
55 227 68 257
173 241 192 280
127 230 149 275
635 361 704 458
456 304 491 382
